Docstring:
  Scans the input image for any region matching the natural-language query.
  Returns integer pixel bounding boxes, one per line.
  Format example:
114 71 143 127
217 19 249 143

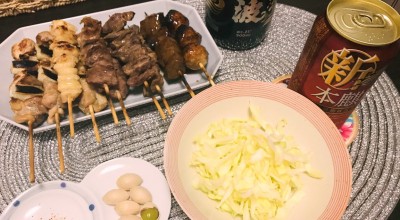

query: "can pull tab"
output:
352 12 386 28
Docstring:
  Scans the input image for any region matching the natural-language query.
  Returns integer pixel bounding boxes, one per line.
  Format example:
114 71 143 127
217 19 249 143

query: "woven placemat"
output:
0 0 86 17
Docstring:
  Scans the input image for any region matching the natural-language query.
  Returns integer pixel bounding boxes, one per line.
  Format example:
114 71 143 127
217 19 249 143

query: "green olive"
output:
140 207 159 220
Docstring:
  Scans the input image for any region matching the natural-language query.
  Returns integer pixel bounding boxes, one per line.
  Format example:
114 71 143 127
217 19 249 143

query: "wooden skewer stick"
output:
103 84 119 124
199 63 215 86
27 120 35 183
144 81 166 120
179 71 195 97
55 111 65 173
67 96 75 138
89 105 101 143
116 91 131 125
155 85 172 116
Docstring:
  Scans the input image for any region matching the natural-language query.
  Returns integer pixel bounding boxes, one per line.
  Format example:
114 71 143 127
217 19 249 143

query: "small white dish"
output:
0 181 103 220
0 157 171 220
81 157 172 220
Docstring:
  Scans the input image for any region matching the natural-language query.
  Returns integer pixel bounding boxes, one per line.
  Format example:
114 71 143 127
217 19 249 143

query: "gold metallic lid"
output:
327 0 400 46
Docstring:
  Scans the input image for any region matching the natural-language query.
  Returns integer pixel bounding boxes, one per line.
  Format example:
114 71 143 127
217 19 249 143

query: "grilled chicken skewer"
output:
77 16 117 141
102 12 171 118
50 20 82 137
78 16 130 125
35 31 67 172
140 12 195 97
165 10 214 86
10 38 48 182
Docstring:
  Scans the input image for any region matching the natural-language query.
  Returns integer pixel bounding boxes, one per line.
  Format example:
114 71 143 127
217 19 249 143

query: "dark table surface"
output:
0 0 399 219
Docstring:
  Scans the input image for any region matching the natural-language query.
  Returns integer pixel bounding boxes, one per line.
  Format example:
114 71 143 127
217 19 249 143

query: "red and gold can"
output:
288 0 400 128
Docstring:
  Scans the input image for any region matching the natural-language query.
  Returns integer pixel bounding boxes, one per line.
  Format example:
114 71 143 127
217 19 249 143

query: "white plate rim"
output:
0 180 103 220
80 157 172 220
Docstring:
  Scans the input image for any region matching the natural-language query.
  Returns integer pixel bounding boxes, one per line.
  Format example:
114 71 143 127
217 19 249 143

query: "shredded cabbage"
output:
190 105 322 220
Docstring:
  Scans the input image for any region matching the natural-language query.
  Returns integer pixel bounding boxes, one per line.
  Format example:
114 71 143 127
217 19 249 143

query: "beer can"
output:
288 0 400 128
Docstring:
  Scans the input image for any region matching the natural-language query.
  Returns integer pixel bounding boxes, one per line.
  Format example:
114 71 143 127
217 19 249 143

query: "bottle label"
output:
232 0 267 23
206 0 276 50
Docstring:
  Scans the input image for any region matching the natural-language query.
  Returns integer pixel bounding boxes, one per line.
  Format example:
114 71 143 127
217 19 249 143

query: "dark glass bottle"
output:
205 0 276 50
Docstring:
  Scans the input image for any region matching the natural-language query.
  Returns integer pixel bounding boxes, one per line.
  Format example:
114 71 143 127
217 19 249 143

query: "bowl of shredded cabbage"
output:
164 80 352 220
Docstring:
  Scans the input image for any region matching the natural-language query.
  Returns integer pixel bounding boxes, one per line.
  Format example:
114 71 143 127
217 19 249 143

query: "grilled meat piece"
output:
109 58 128 100
11 38 37 60
77 17 102 47
183 44 209 70
78 16 128 102
140 13 186 80
36 31 53 48
127 65 161 87
78 78 107 113
86 63 118 87
102 11 135 34
50 20 78 45
155 36 186 80
41 79 62 109
163 10 209 72
139 13 167 48
42 79 65 124
111 33 146 63
175 25 202 49
10 97 47 128
165 10 189 36
80 40 112 67
51 39 81 103
103 12 163 96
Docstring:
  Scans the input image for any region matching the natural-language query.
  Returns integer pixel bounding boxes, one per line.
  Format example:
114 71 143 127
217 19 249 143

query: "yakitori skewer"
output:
89 105 101 142
103 84 119 124
144 81 166 119
36 31 66 172
9 74 47 183
140 12 196 97
27 120 35 182
79 16 131 125
179 71 195 97
50 20 83 137
116 90 132 125
54 112 64 172
10 38 51 180
165 10 215 87
102 12 170 119
155 85 172 115
78 78 107 142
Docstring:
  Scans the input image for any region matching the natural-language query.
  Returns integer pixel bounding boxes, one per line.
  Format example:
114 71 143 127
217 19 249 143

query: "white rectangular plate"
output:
0 0 223 133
